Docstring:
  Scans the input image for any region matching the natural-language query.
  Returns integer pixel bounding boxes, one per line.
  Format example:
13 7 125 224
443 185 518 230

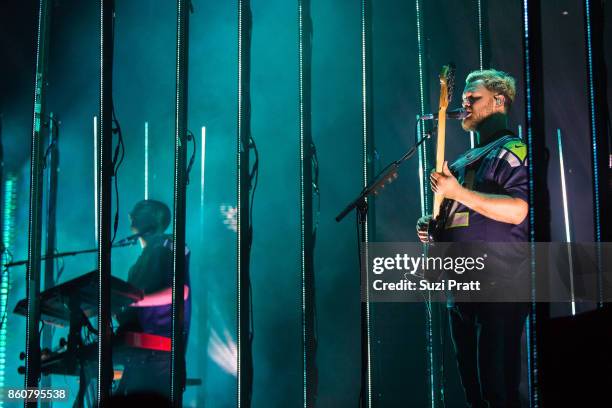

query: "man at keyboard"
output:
115 199 191 398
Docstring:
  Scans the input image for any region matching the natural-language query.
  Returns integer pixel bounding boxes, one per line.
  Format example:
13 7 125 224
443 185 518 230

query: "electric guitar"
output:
427 64 456 242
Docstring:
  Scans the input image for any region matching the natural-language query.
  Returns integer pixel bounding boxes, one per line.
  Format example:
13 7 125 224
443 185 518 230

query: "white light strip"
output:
417 122 425 216
237 2 244 404
201 126 206 225
477 0 483 70
557 129 575 315
144 122 149 200
361 2 372 407
470 131 475 149
415 2 435 405
558 130 571 243
415 0 428 213
298 3 308 403
93 116 98 242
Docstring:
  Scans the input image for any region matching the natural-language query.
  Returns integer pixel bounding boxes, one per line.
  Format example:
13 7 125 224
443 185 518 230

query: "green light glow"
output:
0 176 17 402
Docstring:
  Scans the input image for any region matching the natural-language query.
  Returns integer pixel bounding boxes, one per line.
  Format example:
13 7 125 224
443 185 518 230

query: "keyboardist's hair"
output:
129 199 171 234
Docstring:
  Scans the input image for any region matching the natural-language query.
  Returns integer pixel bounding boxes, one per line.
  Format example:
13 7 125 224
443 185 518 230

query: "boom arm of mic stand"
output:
335 127 431 223
3 240 137 268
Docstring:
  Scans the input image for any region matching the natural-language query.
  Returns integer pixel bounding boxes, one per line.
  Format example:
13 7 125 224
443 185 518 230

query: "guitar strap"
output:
442 131 519 229
450 130 517 175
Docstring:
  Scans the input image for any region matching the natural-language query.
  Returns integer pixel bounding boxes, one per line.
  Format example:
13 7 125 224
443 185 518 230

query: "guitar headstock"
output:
438 63 456 110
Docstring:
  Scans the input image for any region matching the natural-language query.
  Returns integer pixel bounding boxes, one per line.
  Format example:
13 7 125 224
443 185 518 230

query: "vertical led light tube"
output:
236 1 254 405
415 2 435 407
583 0 604 308
0 177 17 408
200 126 206 225
471 0 484 151
522 1 541 406
170 0 190 402
477 0 484 70
415 0 429 216
417 121 425 216
522 3 536 402
557 129 575 315
144 121 149 200
237 2 244 403
583 0 601 243
360 1 373 406
298 1 317 405
299 3 306 402
522 1 536 241
94 116 98 241
97 0 116 400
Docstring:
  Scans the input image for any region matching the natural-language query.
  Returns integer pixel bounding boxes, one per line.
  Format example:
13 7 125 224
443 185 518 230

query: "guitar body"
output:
427 215 444 243
426 199 450 242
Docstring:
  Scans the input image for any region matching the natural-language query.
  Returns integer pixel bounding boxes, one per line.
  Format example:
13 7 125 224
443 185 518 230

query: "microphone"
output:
419 108 468 121
113 233 141 247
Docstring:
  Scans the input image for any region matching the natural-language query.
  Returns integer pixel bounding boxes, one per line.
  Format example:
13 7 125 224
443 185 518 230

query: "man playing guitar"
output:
417 69 529 407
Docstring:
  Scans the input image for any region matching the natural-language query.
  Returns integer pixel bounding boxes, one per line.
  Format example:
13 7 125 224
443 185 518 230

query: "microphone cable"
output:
248 134 259 344
186 130 197 185
109 10 125 245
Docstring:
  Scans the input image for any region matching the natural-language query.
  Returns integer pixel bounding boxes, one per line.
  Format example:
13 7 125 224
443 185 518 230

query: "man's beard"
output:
461 103 495 131
461 115 478 131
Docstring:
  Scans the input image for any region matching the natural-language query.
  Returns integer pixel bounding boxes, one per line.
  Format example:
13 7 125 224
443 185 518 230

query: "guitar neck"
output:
433 107 447 218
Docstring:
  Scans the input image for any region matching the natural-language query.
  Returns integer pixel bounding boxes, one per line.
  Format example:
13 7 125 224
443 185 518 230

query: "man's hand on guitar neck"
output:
430 161 528 225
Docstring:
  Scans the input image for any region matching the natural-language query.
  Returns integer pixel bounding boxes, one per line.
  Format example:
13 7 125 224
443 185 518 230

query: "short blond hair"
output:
466 69 516 109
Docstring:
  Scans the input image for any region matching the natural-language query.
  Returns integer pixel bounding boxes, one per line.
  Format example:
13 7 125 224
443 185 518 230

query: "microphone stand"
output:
335 118 434 407
336 118 434 223
3 240 137 269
